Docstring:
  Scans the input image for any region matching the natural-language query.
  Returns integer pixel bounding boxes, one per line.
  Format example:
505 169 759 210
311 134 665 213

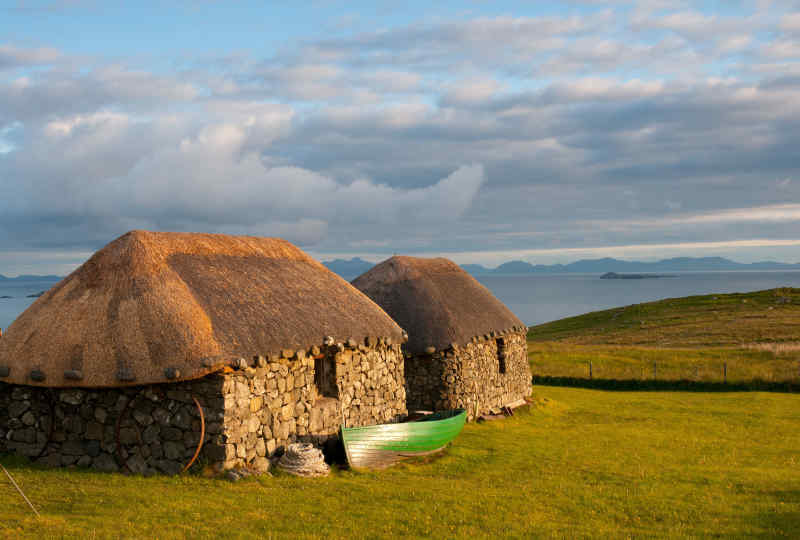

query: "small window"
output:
496 338 507 374
314 355 338 399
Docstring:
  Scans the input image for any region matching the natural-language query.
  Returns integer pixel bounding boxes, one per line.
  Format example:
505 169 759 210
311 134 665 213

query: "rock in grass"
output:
225 470 242 482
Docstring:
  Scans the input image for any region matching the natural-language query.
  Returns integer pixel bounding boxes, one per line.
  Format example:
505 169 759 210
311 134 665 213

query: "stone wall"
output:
404 330 531 420
0 378 219 475
0 337 406 474
216 338 406 471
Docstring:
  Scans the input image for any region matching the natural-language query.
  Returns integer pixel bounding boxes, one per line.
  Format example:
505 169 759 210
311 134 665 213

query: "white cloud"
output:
717 34 753 53
1 95 485 247
360 70 421 93
762 38 800 58
668 204 800 225
0 44 60 70
442 77 503 105
779 12 800 33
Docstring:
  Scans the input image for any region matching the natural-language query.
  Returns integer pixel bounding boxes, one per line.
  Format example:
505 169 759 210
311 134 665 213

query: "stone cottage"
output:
352 256 531 420
0 230 407 474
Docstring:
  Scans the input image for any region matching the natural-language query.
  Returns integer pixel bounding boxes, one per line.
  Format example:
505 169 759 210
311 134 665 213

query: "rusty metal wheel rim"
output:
181 395 205 474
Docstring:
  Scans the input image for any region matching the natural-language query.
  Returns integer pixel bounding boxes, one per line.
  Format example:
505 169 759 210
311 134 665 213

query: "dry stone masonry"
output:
404 329 531 420
0 337 405 474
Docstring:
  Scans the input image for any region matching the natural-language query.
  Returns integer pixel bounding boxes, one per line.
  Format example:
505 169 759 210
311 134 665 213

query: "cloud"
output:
5 0 94 14
0 44 60 70
779 12 800 33
621 204 800 228
0 62 200 123
441 77 503 106
1 3 800 270
762 38 800 58
0 121 22 153
0 95 485 249
298 14 605 75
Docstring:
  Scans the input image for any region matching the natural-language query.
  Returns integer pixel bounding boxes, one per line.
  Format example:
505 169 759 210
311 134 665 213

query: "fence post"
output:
694 365 699 380
653 361 657 380
588 361 593 380
723 363 727 383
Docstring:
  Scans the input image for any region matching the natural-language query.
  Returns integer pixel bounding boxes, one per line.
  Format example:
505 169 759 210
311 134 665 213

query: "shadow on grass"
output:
533 375 800 393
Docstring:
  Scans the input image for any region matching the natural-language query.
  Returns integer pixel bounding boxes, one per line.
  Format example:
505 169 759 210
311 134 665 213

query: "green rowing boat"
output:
341 409 467 469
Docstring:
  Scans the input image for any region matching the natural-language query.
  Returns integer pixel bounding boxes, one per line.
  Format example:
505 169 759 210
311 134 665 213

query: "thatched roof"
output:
351 256 524 354
0 231 404 388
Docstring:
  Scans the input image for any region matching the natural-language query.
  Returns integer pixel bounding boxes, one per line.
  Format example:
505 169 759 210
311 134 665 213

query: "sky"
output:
1 0 799 275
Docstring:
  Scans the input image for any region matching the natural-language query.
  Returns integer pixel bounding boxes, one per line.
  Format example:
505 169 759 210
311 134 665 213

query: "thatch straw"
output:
352 256 524 354
0 231 403 388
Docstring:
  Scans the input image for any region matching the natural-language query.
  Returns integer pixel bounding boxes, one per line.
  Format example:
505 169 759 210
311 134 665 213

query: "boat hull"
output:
341 409 467 469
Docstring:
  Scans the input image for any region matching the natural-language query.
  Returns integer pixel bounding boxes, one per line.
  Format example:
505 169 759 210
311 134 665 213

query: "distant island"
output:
600 272 676 280
0 274 62 282
323 256 800 279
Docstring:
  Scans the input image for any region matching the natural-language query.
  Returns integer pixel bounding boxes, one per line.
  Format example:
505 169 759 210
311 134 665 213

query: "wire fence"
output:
532 359 800 392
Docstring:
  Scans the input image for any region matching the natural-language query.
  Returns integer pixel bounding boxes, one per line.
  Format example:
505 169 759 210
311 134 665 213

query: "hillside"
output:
527 287 800 347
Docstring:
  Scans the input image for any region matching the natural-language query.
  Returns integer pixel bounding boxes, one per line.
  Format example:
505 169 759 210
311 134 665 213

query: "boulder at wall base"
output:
93 453 119 473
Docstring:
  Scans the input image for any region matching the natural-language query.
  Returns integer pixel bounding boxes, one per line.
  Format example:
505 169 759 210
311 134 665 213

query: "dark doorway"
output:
314 355 338 398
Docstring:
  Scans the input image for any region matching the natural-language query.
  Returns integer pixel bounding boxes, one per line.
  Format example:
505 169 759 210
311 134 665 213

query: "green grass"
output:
529 343 799 383
3 288 798 537
528 287 800 347
2 386 799 538
527 288 800 383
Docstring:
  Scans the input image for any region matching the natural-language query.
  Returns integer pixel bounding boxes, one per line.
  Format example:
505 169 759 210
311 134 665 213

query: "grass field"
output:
2 386 799 538
528 288 800 383
2 287 798 538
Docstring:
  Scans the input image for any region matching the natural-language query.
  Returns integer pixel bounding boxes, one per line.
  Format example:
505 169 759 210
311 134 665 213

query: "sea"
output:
1 272 800 332
0 279 60 333
476 271 800 326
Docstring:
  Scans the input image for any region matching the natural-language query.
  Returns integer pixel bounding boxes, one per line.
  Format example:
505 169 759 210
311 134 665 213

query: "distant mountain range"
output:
324 256 800 279
0 274 62 282
321 257 375 278
4 255 800 283
463 257 800 275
